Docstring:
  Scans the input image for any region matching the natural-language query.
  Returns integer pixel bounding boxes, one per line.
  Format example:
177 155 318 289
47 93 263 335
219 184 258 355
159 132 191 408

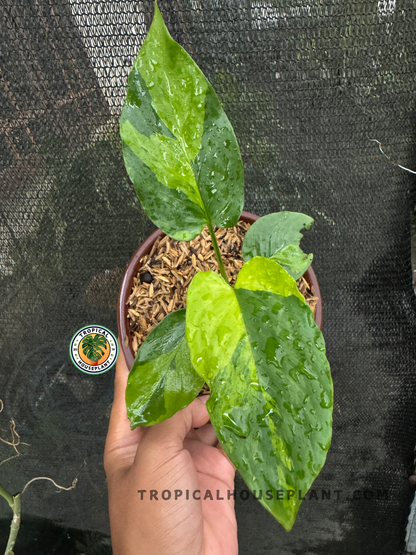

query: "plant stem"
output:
0 482 21 555
5 494 20 555
0 483 13 509
207 221 229 284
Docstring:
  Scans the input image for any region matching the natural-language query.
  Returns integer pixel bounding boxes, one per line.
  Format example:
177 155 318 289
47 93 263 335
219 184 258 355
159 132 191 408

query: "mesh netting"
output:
1 1 416 553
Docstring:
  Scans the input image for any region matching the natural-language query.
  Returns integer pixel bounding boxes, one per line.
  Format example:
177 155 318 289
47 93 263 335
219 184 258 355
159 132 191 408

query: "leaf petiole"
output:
207 221 229 284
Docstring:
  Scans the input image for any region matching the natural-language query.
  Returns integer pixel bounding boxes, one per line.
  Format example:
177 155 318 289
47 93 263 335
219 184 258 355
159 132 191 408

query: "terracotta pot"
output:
117 211 323 369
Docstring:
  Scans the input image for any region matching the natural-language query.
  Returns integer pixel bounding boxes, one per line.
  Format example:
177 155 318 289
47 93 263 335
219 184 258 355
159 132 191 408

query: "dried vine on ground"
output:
0 399 80 555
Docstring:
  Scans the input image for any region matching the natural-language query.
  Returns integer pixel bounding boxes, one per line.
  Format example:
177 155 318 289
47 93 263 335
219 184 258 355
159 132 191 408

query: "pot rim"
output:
117 211 323 369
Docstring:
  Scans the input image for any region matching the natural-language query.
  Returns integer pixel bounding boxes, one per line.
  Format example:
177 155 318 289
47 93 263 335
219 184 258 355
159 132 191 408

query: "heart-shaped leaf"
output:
120 2 244 241
242 212 314 279
126 309 204 428
186 268 332 530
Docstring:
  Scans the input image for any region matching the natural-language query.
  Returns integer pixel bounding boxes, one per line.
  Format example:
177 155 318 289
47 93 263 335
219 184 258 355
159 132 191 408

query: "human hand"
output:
104 344 237 555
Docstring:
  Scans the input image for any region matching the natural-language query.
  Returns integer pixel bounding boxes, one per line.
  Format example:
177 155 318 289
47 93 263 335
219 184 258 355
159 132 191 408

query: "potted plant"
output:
117 0 333 532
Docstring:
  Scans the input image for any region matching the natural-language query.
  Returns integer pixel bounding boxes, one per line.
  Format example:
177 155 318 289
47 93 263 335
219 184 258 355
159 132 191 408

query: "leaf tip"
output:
153 0 166 29
279 506 298 532
283 520 295 532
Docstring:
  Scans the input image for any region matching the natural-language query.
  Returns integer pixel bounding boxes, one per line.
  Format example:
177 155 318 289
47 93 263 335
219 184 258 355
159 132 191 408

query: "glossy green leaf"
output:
186 271 332 530
120 1 244 240
126 309 204 428
242 212 314 279
235 256 305 303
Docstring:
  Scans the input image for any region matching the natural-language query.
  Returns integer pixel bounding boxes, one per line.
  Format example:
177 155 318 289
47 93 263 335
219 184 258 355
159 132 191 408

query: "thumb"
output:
104 341 143 477
134 396 210 461
107 341 137 441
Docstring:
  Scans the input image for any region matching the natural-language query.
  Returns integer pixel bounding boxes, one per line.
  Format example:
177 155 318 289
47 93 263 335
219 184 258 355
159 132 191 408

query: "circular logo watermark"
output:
69 326 118 374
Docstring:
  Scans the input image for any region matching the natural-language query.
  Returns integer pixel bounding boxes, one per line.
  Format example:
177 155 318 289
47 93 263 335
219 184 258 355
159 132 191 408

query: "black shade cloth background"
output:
1 1 416 553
